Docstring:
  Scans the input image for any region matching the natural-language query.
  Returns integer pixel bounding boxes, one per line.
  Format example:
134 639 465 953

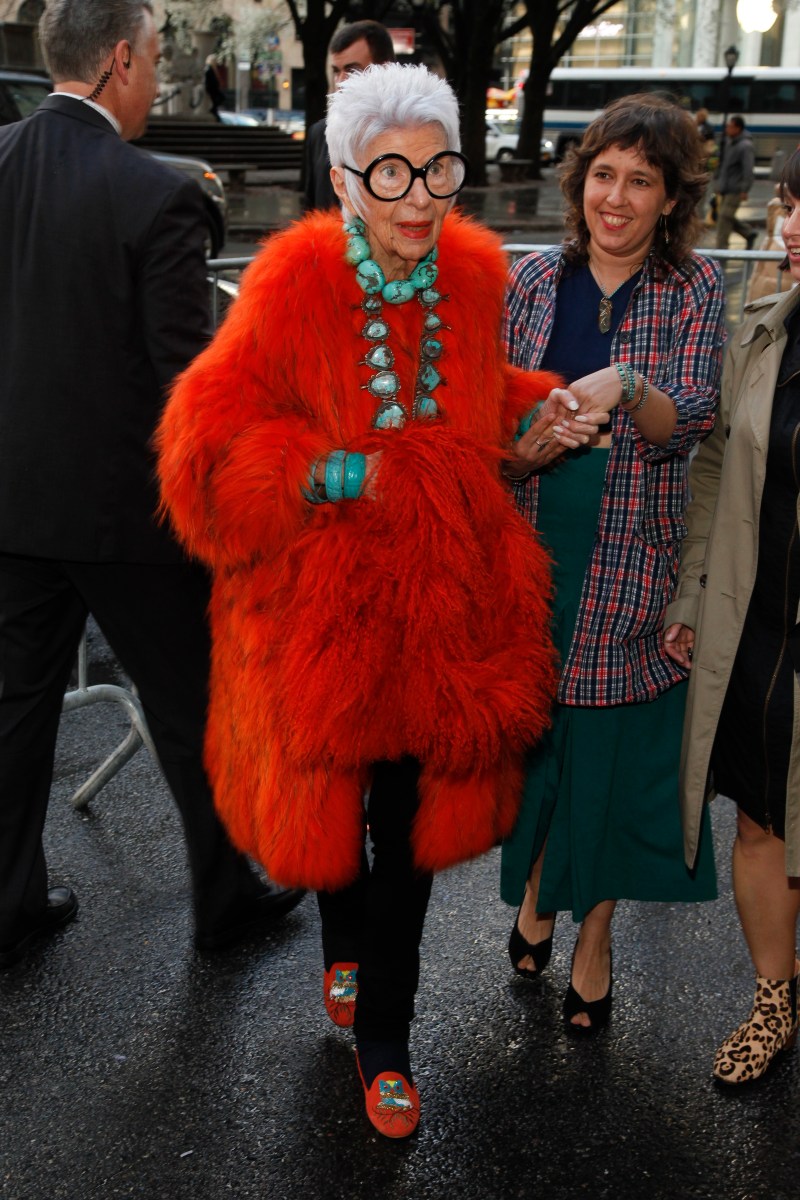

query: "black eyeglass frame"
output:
343 151 469 201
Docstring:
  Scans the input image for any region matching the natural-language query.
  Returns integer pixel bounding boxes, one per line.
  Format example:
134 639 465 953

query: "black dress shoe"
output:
195 882 306 951
0 885 79 969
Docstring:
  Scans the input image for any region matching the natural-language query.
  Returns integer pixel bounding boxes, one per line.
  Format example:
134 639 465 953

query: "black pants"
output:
0 554 258 943
316 758 433 1044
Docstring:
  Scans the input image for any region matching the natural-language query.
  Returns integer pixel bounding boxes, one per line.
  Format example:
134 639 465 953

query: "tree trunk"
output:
460 1 504 185
285 0 352 128
516 2 558 181
301 0 334 127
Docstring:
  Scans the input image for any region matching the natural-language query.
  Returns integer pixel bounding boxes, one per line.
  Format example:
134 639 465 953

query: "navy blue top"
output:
540 262 641 382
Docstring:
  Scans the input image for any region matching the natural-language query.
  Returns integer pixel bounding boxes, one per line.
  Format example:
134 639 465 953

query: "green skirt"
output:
500 448 716 923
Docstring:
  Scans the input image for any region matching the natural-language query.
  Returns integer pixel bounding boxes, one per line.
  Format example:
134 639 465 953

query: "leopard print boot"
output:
713 962 799 1085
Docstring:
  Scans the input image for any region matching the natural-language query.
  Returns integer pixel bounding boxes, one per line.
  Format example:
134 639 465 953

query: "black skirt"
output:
711 308 800 837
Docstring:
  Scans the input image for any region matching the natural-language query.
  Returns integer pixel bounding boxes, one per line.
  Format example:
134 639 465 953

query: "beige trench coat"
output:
665 284 800 877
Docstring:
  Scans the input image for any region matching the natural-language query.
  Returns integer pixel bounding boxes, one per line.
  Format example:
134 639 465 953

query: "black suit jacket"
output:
0 96 211 562
301 118 339 212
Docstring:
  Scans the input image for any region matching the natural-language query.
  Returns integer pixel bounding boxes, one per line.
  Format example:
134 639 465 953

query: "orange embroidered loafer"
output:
356 1054 420 1139
323 961 358 1028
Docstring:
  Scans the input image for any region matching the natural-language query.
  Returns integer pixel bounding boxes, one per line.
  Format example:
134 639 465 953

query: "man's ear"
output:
117 41 133 77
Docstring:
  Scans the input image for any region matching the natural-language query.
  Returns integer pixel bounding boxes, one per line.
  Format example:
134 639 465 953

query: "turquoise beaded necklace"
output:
344 217 447 429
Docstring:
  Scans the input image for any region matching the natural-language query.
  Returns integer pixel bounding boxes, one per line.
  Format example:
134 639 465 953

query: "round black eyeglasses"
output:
343 151 469 201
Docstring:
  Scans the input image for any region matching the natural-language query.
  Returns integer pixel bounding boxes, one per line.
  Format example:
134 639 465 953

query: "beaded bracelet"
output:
621 375 650 415
613 362 637 408
500 463 533 483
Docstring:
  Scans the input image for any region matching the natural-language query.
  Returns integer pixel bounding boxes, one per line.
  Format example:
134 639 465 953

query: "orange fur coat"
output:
157 211 558 891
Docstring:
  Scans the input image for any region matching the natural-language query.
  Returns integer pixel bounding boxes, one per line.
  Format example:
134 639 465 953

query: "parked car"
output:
145 150 227 257
0 69 228 255
274 109 306 141
485 119 554 167
218 109 261 128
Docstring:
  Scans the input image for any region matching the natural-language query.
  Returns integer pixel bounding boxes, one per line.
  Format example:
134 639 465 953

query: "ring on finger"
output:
535 437 552 450
687 648 694 660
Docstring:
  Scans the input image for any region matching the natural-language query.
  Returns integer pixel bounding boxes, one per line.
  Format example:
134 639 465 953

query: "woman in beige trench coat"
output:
664 148 800 1086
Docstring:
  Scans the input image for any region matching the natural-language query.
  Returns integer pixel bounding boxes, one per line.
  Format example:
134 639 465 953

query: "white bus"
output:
496 67 800 164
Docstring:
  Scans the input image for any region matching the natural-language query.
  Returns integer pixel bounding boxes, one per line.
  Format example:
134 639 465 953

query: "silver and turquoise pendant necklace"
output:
343 217 448 429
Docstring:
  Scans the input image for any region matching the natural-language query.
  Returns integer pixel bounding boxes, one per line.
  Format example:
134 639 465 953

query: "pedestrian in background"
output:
204 54 226 121
301 19 395 212
158 63 558 1138
745 182 794 303
501 94 724 1032
695 107 717 169
665 149 800 1086
715 114 757 250
0 0 303 971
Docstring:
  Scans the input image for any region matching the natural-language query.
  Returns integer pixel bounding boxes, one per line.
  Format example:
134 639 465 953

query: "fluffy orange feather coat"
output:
157 211 559 891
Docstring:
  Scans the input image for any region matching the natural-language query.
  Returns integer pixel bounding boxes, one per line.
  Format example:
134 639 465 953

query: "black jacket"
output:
0 96 211 561
301 117 338 212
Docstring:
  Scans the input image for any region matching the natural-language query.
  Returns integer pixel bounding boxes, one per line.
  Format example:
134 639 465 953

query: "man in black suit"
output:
0 0 304 969
301 20 395 212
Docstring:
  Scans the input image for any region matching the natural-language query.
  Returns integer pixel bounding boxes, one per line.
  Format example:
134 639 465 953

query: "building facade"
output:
497 0 800 78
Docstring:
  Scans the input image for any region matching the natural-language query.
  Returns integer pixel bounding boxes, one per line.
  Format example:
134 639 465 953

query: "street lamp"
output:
736 0 778 33
717 44 740 173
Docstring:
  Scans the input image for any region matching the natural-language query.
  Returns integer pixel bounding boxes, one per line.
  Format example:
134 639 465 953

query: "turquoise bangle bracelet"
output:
514 400 544 442
343 452 366 500
614 362 636 407
324 450 346 503
303 451 367 504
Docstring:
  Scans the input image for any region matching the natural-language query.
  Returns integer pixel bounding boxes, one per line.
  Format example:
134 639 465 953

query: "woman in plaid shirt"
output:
500 95 725 1031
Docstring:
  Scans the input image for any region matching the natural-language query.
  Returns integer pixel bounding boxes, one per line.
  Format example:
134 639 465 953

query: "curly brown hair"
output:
559 92 707 270
779 147 800 202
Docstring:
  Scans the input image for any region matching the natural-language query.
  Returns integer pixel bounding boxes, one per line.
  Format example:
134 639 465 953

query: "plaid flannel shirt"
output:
504 247 725 706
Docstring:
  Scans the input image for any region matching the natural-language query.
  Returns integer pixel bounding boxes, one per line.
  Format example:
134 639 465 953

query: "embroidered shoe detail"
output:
323 962 358 1028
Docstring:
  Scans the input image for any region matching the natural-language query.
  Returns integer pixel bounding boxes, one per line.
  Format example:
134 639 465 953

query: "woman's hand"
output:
664 622 695 669
550 379 613 449
566 366 625 417
504 387 602 477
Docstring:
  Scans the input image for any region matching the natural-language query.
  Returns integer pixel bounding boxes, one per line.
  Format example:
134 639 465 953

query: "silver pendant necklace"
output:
589 260 627 334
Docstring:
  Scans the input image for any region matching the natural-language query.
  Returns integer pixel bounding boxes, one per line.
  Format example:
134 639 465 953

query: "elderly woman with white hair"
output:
158 63 564 1138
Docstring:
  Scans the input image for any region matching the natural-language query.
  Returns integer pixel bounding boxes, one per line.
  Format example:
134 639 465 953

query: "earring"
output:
660 213 670 245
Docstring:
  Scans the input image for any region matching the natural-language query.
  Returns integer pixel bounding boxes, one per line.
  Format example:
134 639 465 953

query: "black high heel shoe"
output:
508 910 554 980
563 943 612 1033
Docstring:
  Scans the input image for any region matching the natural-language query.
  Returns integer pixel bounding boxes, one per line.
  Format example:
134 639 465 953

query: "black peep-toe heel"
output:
562 943 612 1033
508 910 554 980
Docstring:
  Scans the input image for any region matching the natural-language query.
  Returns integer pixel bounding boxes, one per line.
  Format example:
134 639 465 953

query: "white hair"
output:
326 63 461 220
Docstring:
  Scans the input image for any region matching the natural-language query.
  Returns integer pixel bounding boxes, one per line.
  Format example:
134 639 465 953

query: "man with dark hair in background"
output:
715 114 757 250
0 0 304 969
301 19 395 212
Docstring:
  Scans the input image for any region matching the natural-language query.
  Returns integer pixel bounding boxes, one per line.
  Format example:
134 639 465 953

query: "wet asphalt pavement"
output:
1 627 799 1200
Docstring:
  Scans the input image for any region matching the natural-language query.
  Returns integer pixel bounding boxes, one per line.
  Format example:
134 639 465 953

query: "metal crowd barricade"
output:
500 246 788 327
207 246 789 331
61 627 160 810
